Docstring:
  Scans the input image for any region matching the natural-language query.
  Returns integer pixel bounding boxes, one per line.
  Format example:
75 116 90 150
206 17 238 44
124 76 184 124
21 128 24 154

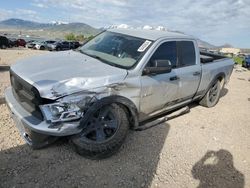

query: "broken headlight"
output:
40 95 93 123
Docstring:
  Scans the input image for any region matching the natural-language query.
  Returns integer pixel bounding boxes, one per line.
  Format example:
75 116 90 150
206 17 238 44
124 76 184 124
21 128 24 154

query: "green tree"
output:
65 33 76 41
75 34 85 42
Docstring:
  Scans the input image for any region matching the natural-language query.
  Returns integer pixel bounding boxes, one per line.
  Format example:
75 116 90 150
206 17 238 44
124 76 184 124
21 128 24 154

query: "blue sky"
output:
0 0 249 48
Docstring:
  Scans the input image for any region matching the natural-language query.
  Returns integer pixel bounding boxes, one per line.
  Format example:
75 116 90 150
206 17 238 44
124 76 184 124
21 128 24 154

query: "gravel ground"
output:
0 49 249 188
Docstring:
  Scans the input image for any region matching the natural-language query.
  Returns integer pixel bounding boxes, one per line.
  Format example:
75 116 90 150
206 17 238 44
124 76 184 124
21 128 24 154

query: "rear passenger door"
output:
175 41 201 100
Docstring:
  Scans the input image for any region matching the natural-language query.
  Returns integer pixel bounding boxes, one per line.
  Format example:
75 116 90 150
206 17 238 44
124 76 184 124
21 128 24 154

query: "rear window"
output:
177 41 196 67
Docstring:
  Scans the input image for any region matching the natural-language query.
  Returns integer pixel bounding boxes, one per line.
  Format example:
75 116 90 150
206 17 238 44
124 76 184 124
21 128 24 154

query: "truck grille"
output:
10 70 52 120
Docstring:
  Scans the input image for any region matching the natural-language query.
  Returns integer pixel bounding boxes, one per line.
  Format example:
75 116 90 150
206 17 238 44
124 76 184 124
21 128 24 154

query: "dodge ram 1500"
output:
5 29 234 159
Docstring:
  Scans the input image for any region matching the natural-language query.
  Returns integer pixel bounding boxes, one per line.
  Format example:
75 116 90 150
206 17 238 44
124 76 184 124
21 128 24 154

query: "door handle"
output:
170 76 179 81
193 71 201 76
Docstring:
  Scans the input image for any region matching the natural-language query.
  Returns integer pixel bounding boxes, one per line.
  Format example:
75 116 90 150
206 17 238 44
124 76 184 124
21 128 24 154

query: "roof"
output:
108 28 194 41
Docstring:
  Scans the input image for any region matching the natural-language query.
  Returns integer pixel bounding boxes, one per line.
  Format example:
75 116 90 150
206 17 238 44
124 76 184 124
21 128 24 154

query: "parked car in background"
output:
0 36 11 48
33 41 55 50
70 41 81 49
47 41 72 51
35 40 57 50
8 38 18 47
242 55 250 69
46 41 80 51
16 39 26 47
26 40 36 48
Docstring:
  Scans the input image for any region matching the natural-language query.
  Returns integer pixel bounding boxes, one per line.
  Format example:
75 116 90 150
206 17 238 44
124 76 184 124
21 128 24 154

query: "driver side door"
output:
140 41 179 117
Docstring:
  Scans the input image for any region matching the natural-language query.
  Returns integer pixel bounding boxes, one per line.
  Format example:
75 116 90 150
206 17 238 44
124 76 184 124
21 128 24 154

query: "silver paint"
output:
5 29 234 136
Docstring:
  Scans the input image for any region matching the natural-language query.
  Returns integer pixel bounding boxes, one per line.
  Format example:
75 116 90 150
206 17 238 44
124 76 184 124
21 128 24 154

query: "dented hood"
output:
11 50 128 99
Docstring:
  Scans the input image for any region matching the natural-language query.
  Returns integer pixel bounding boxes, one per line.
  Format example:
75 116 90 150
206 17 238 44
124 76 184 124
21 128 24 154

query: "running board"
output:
0 65 10 72
135 106 190 131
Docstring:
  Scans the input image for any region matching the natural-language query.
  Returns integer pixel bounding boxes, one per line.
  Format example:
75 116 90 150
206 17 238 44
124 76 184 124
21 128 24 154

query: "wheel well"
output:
217 75 225 82
81 96 139 130
116 103 138 129
217 74 225 88
200 73 226 99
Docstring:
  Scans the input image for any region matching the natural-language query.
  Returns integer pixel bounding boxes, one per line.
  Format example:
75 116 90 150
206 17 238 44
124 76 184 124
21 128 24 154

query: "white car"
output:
34 40 56 50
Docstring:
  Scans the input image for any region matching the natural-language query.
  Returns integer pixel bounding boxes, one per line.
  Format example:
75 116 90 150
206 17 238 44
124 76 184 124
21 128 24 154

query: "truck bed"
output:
197 53 234 94
200 51 228 64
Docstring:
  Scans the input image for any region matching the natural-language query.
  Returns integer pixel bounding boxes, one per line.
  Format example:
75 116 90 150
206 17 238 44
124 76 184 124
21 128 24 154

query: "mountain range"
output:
0 18 100 38
0 18 231 48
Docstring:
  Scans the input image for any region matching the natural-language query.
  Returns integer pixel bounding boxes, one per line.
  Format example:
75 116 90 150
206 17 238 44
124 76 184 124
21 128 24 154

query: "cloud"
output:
0 9 13 21
15 9 37 15
31 0 250 28
63 0 250 47
1 0 250 47
0 8 40 22
31 3 48 8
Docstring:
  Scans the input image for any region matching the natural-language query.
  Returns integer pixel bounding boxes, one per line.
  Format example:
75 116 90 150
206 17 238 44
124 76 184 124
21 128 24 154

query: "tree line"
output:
64 33 95 42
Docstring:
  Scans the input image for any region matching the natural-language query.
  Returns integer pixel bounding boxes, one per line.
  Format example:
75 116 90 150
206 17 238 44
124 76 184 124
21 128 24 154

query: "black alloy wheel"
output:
81 105 119 142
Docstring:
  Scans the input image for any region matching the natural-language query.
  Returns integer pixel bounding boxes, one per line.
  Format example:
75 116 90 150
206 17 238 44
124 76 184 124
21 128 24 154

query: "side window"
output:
177 41 196 67
148 41 177 68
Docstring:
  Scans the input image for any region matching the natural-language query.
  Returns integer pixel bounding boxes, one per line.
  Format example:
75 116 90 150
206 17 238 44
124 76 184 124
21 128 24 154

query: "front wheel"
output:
71 103 129 159
199 80 222 108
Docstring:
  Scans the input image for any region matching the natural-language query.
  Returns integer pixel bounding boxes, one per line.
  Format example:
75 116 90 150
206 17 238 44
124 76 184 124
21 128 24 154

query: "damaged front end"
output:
40 94 93 123
39 76 130 127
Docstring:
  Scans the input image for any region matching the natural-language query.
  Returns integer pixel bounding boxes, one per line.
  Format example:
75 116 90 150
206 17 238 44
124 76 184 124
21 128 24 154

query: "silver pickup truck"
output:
5 29 234 159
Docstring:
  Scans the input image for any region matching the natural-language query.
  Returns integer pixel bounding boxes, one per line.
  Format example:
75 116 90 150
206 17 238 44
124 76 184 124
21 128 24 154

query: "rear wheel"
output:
71 103 129 159
40 46 45 50
199 80 222 107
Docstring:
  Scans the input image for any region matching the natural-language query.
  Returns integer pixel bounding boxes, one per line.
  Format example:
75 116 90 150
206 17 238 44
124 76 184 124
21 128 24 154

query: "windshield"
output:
79 31 152 69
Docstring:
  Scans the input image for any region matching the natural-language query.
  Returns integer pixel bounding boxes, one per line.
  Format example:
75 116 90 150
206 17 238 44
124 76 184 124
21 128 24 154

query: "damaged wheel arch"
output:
79 95 139 130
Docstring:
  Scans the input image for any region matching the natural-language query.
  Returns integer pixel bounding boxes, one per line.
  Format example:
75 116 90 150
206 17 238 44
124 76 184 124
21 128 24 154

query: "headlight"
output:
40 102 82 123
40 94 93 123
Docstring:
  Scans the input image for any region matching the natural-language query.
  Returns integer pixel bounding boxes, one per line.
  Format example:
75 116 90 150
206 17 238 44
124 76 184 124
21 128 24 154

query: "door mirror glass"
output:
152 59 171 68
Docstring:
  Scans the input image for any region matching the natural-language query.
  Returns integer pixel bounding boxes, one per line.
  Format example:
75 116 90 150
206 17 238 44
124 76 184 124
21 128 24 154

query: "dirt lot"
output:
0 49 249 188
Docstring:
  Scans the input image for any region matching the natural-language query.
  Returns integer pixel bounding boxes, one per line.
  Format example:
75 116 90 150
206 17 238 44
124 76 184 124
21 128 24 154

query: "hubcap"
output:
81 106 118 142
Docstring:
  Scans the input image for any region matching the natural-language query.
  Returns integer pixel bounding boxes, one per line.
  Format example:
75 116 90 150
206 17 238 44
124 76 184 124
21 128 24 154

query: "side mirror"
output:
143 60 172 75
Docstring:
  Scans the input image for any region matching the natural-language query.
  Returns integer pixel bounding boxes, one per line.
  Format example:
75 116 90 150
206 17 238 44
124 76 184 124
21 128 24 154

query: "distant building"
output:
240 49 250 55
220 48 240 55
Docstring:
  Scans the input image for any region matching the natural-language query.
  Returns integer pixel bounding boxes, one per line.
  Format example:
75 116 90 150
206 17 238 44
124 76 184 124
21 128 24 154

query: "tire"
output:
56 47 61 51
199 80 222 108
40 46 45 50
1 45 6 49
71 103 129 159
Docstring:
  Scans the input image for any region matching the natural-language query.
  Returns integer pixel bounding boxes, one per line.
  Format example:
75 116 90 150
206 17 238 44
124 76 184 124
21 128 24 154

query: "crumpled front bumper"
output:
4 87 82 140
